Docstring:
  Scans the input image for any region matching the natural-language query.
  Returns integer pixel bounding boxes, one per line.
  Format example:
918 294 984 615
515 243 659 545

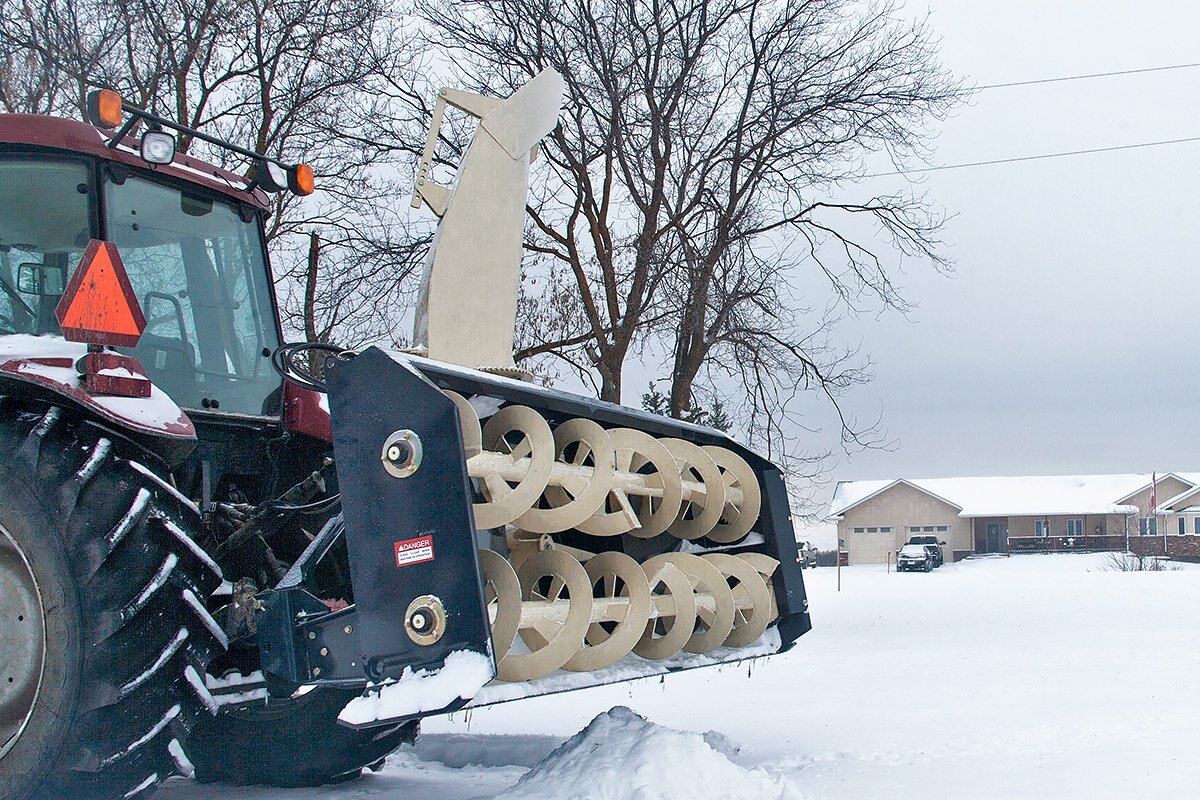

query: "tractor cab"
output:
0 109 292 418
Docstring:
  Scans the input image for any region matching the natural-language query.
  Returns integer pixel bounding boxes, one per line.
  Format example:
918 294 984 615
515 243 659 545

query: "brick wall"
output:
1128 536 1200 561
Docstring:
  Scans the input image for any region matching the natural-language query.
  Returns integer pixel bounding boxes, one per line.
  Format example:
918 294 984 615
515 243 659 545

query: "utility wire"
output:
856 63 1200 178
866 135 1200 178
977 61 1200 90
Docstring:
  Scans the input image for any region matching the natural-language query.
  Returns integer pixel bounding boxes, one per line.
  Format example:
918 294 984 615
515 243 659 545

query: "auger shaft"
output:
467 450 746 508
508 587 758 628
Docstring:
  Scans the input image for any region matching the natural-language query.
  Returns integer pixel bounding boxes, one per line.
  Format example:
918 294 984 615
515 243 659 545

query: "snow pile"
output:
338 649 493 726
495 706 806 800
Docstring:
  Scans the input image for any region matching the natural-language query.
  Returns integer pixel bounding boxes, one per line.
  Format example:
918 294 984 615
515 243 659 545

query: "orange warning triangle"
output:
56 239 146 347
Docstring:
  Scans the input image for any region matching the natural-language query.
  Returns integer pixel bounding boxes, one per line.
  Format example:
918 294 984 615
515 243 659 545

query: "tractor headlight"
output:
140 130 176 165
252 159 289 193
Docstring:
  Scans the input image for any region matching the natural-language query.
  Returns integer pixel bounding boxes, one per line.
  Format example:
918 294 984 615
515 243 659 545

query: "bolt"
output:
320 647 329 657
307 631 317 640
344 625 353 635
312 667 321 676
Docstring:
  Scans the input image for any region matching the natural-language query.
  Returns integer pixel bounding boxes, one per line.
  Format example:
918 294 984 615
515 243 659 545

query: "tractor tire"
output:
0 402 225 800
188 684 418 787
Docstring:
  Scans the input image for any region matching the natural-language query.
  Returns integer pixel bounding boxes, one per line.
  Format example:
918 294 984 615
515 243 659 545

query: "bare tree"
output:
417 0 962 461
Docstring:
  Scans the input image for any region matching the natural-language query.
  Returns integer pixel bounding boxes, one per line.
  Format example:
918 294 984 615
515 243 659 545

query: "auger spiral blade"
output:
498 549 593 681
523 418 615 533
658 553 736 654
662 439 728 541
474 405 555 530
563 551 652 672
478 548 521 661
701 446 762 544
577 428 684 538
701 554 772 647
634 555 700 660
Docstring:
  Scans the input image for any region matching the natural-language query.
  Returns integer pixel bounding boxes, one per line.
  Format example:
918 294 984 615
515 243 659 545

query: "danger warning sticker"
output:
394 535 435 567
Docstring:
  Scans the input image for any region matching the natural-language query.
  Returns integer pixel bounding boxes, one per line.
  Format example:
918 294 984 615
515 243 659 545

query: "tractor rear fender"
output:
0 334 196 464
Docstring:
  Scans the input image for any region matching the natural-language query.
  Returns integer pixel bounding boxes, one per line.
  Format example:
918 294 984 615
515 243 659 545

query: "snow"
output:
204 669 270 708
0 335 190 432
97 365 139 378
183 666 218 714
106 488 151 550
0 333 86 360
338 650 495 727
160 553 1200 800
828 473 1172 518
494 706 805 800
119 627 187 699
182 587 230 649
74 437 112 483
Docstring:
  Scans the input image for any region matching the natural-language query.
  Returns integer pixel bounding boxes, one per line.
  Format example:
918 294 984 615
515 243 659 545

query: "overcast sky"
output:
800 0 1200 491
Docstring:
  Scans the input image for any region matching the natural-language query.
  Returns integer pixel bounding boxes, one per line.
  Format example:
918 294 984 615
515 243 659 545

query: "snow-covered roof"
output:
827 473 1171 519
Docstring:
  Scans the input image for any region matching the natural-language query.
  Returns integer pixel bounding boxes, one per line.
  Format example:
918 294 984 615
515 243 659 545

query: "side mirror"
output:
940 540 947 546
17 263 65 296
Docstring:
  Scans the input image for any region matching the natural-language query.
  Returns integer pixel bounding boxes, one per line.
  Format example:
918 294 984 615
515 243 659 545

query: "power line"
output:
866 134 1200 178
977 61 1200 90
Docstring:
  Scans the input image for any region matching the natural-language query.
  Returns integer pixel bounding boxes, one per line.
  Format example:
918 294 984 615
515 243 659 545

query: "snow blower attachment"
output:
256 69 810 726
258 347 811 726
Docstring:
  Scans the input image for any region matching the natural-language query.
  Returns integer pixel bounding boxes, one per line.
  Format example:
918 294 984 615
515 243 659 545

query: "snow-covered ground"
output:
161 553 1200 799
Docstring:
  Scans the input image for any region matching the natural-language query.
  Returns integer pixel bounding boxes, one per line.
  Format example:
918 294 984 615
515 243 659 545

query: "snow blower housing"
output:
0 75 809 800
260 347 812 723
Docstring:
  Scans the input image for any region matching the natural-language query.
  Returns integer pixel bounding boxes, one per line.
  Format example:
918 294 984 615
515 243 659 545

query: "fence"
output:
1007 534 1126 553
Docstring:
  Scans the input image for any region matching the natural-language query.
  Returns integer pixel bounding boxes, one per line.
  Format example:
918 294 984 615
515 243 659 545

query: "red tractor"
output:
0 89 810 800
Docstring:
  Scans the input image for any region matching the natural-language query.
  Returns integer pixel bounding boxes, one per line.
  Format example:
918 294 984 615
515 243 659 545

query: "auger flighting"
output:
446 391 779 682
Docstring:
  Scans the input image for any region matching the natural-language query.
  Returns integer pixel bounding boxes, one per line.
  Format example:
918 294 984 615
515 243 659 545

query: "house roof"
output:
828 473 1164 519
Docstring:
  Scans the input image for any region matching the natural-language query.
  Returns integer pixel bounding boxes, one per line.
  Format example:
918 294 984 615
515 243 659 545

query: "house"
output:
828 473 1200 565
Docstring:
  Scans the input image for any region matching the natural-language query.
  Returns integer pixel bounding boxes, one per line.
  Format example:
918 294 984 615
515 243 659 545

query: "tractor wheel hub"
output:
0 525 45 759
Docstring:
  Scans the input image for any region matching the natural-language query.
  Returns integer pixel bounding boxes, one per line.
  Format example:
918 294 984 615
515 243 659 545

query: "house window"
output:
1180 517 1187 536
853 527 865 533
935 526 948 532
910 526 921 533
1066 519 1083 536
923 526 935 532
1194 517 1199 535
1138 517 1158 536
867 527 877 533
880 526 891 533
1034 520 1050 537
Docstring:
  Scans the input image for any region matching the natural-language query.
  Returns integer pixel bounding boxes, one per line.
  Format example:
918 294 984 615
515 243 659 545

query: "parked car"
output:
906 534 946 567
897 543 936 572
797 540 819 568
